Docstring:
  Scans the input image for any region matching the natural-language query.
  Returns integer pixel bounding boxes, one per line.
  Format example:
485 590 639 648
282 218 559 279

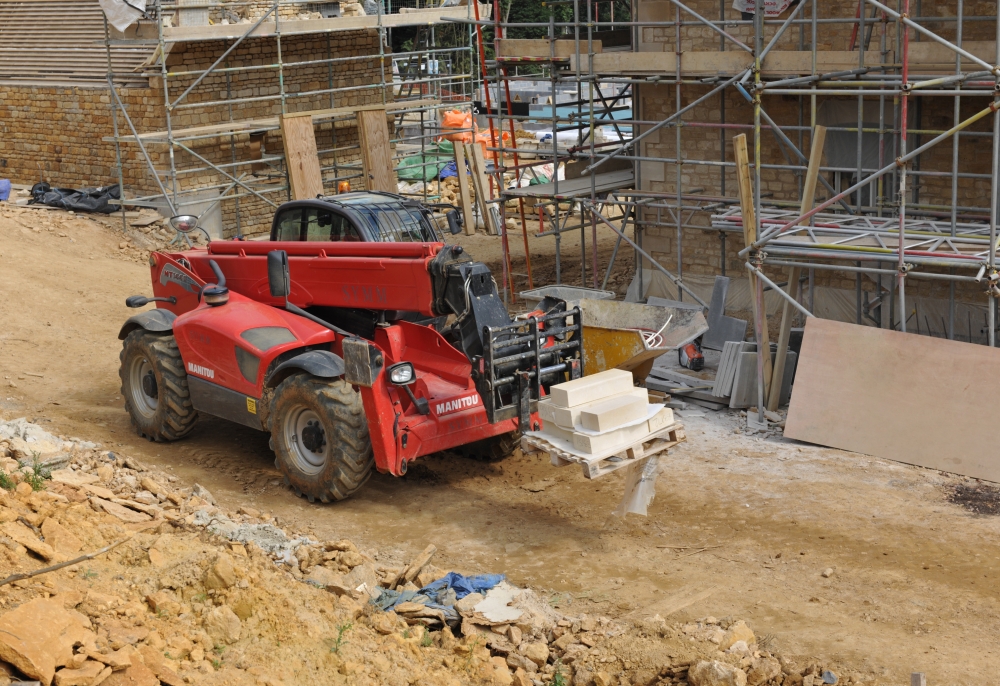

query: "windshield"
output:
352 205 438 242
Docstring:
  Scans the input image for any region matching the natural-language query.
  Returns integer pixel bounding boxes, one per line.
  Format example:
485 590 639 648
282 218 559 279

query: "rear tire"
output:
270 375 373 502
119 331 198 441
456 431 520 462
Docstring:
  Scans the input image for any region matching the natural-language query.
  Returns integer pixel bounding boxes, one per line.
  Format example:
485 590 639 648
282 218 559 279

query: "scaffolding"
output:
103 0 483 237
459 0 1000 346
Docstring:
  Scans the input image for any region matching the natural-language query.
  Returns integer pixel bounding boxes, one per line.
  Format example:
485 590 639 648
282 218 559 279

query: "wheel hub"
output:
128 355 159 419
301 420 326 453
283 406 329 475
141 371 158 399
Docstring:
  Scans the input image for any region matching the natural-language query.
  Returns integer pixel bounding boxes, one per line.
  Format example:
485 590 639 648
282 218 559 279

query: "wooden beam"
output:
496 39 602 59
452 141 476 235
356 108 397 193
466 142 498 235
280 114 323 200
733 133 772 402
572 50 881 77
767 125 826 411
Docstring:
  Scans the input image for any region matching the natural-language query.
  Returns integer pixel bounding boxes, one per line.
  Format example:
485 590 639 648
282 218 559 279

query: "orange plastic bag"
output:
441 110 473 142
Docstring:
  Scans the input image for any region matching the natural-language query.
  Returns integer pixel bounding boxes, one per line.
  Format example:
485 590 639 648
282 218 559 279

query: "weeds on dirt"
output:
420 631 433 648
462 637 481 671
21 455 51 491
0 472 14 491
329 622 352 654
947 481 1000 515
551 660 567 686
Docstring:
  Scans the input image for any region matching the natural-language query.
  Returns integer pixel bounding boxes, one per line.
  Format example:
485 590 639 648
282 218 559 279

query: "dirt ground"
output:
2 203 1000 685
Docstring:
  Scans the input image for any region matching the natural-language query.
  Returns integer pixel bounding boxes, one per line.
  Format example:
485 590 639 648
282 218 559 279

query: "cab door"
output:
270 203 365 242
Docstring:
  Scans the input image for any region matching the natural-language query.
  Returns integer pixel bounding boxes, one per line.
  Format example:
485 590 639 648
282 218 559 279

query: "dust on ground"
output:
1 203 999 685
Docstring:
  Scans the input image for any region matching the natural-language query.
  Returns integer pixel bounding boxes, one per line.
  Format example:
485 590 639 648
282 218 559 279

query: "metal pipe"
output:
746 262 815 319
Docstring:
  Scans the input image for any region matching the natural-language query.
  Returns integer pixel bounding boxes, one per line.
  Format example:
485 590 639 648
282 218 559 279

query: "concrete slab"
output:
549 368 634 408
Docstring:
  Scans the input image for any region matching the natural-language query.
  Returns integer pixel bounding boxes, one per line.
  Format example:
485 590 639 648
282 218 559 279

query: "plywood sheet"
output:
785 318 1000 481
280 114 323 200
356 108 397 193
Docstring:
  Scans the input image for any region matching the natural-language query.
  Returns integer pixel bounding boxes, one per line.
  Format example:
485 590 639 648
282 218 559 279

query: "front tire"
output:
119 331 198 441
270 375 373 503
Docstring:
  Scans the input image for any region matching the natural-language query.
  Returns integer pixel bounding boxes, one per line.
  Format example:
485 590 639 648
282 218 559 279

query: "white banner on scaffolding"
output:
99 0 147 32
732 0 793 16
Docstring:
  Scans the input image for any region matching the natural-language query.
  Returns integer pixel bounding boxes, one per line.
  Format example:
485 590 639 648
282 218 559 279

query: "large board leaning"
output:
784 317 1000 482
280 114 323 200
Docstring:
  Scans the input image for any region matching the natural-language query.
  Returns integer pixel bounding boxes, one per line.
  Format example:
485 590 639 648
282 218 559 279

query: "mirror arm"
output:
402 385 430 415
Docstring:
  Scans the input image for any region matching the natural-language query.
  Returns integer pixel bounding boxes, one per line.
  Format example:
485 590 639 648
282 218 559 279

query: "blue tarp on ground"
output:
370 572 505 623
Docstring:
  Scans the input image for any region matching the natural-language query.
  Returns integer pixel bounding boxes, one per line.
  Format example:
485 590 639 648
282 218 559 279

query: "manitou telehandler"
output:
117 192 583 502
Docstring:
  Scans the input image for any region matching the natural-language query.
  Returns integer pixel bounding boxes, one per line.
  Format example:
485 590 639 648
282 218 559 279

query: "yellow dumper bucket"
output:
575 299 709 380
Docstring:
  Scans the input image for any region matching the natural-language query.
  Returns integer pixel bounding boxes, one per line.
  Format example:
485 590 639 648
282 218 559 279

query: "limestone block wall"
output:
0 29 388 238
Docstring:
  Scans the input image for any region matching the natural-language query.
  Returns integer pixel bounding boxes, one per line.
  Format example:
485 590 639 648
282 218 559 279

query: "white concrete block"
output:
550 387 648 430
571 419 650 455
647 407 675 433
580 389 649 432
549 368 634 408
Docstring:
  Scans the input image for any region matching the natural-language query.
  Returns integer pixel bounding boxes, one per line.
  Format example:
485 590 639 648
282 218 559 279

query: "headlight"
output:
389 363 415 385
169 215 200 233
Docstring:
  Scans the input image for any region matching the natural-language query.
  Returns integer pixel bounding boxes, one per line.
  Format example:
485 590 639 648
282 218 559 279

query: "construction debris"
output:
0 416 853 686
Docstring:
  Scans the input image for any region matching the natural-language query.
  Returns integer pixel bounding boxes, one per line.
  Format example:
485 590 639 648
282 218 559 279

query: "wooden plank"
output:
572 50 881 77
733 133 772 401
280 114 323 200
127 5 494 41
356 108 396 193
108 99 440 144
785 318 1000 482
767 124 825 411
453 141 476 235
906 41 995 70
466 143 498 235
496 39 602 59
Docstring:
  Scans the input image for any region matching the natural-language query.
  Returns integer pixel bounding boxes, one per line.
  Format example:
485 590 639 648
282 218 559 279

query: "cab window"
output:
273 207 361 241
275 208 304 240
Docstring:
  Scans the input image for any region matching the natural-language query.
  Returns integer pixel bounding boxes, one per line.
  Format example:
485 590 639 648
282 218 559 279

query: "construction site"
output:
1 0 1000 684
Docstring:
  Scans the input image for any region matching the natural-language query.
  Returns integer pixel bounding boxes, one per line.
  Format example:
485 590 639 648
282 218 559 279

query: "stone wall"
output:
632 0 997 313
0 29 388 237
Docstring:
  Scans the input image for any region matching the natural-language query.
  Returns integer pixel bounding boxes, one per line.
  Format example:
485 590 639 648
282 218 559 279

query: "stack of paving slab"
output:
535 368 675 457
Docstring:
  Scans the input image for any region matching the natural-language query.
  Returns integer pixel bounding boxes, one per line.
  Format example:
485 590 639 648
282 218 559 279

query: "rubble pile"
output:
0 417 864 686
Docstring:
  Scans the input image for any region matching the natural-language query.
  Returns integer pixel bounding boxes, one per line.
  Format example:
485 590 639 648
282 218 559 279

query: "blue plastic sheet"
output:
438 161 458 179
370 572 505 624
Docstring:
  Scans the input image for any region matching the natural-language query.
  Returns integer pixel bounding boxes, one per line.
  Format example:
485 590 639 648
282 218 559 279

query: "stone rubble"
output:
0 418 869 686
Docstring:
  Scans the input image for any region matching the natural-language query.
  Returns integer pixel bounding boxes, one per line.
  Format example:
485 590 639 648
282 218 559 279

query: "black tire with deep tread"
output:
270 375 373 503
456 430 521 462
119 331 198 441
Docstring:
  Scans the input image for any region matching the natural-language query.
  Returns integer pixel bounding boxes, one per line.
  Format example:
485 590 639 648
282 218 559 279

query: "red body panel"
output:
144 243 525 477
172 291 337 396
164 241 444 316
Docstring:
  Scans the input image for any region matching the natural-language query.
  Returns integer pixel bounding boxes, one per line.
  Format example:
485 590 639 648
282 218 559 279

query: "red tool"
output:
678 341 704 371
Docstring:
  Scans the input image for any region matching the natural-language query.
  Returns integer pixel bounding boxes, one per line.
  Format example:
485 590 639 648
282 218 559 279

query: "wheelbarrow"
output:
575 299 709 380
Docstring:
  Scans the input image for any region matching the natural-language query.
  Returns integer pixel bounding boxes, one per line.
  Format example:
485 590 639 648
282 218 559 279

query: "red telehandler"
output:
117 193 583 502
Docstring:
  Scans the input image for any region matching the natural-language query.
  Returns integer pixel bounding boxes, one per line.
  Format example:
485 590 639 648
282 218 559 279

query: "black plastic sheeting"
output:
29 182 121 213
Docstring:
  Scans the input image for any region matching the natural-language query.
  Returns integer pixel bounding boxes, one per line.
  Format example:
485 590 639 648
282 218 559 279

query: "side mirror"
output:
169 215 199 233
267 250 290 298
446 210 462 235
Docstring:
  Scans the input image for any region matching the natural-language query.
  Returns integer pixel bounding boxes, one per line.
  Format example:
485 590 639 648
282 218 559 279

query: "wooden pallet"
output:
521 423 686 479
